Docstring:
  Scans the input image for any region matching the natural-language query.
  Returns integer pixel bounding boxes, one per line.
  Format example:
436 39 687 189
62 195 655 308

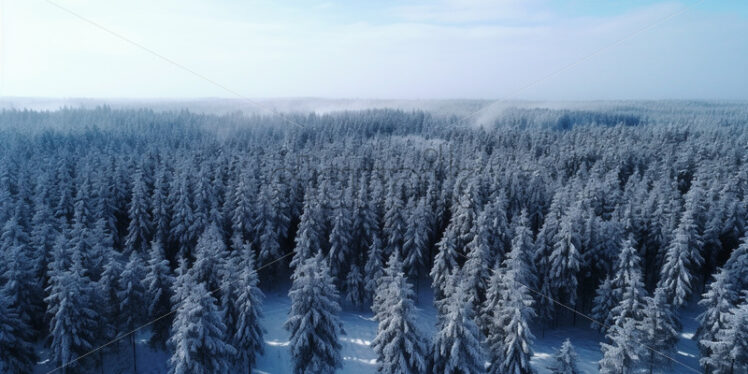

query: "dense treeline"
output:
0 104 747 373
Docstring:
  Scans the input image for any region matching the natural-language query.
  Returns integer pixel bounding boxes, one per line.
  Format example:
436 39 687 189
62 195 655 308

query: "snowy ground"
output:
34 287 703 374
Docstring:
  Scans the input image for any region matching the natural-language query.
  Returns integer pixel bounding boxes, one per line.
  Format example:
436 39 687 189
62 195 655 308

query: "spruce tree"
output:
700 300 748 374
599 318 642 374
231 246 265 373
696 268 739 371
143 240 175 349
46 254 99 373
639 288 679 374
328 206 353 279
117 251 147 373
192 224 228 294
168 279 236 374
364 231 385 304
345 262 364 308
548 339 580 374
125 169 152 253
548 206 582 308
608 238 648 327
403 197 431 278
590 276 616 333
371 258 428 374
290 188 325 271
658 208 704 308
432 274 486 374
285 252 343 374
431 229 459 300
0 294 35 374
0 215 43 334
487 262 535 374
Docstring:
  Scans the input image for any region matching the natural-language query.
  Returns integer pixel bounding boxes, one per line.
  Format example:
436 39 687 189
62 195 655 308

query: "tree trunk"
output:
131 334 138 374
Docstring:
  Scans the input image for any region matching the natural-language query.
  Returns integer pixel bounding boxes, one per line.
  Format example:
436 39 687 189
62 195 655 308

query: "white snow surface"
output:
33 286 703 374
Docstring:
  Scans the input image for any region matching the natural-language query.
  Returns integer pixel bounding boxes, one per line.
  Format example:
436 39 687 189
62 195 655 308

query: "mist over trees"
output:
0 102 747 373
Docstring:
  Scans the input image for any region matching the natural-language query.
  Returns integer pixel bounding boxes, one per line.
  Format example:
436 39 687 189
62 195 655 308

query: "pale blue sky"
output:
1 0 746 100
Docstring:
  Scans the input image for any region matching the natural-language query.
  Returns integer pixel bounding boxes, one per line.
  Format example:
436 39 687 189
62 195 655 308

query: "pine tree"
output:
371 259 428 374
463 210 492 310
639 288 679 374
700 301 748 374
431 229 459 300
290 188 325 271
487 262 536 374
231 246 265 373
0 215 43 334
658 208 704 308
608 238 648 328
328 205 353 279
170 169 196 256
549 206 582 308
696 268 739 370
364 231 385 304
230 172 257 244
548 339 580 374
192 224 228 294
30 200 58 280
723 235 748 293
46 253 99 373
285 252 343 374
0 294 35 374
168 279 236 374
345 262 364 308
151 166 171 245
143 240 175 349
97 248 125 342
255 183 290 266
432 274 486 374
599 318 642 374
505 210 538 290
403 197 431 278
117 251 147 373
383 182 407 257
125 169 152 253
590 276 616 333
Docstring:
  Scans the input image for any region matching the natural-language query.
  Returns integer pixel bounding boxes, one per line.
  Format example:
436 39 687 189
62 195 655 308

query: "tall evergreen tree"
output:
371 257 428 374
168 278 236 374
0 215 44 334
639 288 679 374
143 240 175 349
432 274 486 374
696 268 739 372
364 231 385 305
328 205 354 279
549 205 583 308
117 251 147 373
700 301 748 374
192 224 229 294
0 294 35 374
285 252 343 374
125 169 152 253
46 254 98 373
403 197 431 278
590 276 616 333
608 238 648 327
431 229 459 300
599 318 642 374
231 245 265 373
658 208 704 308
548 339 580 374
290 188 325 270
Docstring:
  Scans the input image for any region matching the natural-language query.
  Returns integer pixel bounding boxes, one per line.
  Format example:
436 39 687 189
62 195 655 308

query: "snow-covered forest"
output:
1 102 747 374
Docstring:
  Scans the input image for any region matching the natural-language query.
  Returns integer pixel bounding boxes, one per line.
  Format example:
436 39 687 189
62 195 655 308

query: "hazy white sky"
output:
1 0 747 100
